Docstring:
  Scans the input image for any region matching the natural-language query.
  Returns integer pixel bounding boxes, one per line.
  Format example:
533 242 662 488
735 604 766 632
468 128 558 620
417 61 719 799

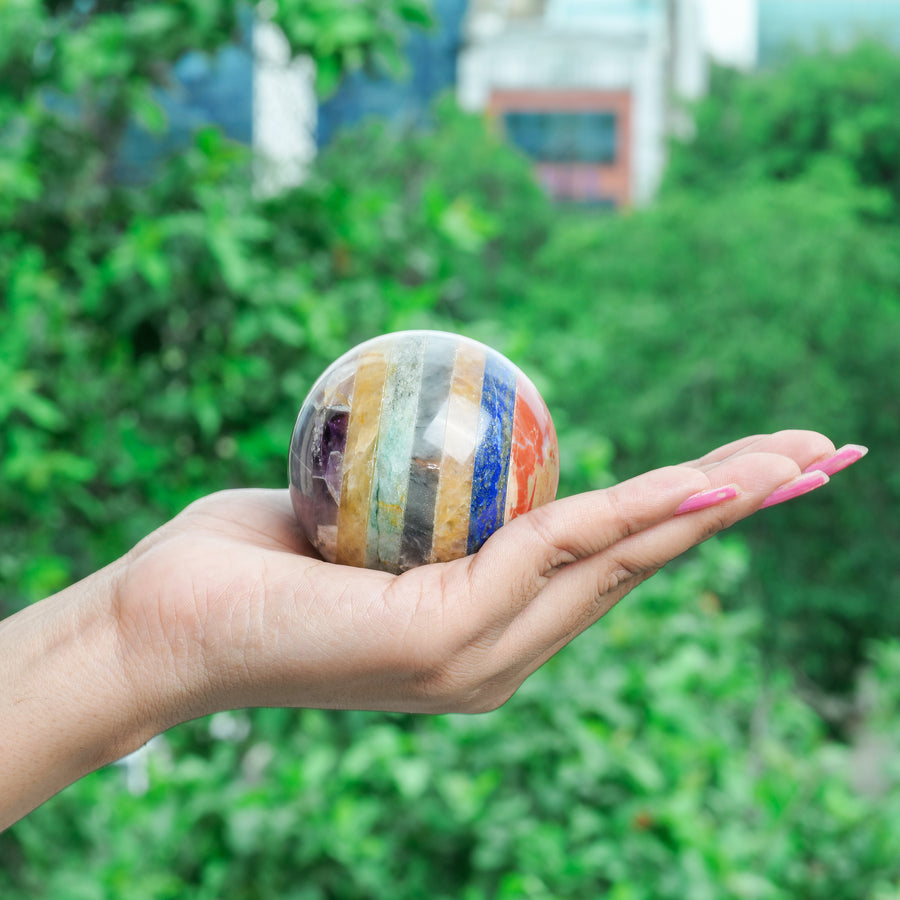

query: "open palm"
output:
115 430 841 726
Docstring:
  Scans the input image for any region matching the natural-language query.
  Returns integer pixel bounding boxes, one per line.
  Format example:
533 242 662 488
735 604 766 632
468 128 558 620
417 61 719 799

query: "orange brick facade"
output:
487 89 633 207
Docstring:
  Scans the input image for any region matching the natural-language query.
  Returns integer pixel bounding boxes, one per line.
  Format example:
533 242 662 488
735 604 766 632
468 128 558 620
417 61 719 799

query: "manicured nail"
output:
760 471 830 509
802 444 868 477
675 484 741 516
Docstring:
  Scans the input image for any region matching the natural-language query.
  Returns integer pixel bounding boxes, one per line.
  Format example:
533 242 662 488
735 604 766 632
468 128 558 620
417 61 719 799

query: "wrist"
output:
113 533 222 733
0 558 157 828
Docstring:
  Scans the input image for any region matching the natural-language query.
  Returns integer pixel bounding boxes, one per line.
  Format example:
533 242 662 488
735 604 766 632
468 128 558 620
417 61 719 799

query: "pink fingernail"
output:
760 471 830 509
802 444 868 477
675 484 741 516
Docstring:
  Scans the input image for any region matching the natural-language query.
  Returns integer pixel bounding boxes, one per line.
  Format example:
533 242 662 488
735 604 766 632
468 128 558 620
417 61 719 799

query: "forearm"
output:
0 560 154 831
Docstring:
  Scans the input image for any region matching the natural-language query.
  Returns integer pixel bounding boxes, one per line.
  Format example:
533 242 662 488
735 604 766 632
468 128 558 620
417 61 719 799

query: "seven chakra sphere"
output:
288 330 560 573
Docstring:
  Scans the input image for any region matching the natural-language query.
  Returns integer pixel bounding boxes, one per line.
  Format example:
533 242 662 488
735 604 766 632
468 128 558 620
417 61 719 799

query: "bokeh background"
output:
2 1 899 896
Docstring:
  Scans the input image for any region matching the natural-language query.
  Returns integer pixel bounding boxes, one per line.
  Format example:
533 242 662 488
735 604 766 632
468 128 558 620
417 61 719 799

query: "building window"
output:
502 111 617 164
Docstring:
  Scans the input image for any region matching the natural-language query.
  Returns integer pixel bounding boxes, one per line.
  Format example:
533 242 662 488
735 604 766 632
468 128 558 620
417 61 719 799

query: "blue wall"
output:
114 26 254 182
317 0 468 147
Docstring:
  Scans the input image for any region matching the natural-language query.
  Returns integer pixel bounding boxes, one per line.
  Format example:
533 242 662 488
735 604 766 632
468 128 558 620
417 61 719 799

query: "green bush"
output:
4 542 900 899
663 42 900 217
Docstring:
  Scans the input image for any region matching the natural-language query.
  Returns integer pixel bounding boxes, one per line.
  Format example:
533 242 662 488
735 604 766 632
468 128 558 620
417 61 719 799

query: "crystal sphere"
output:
288 331 559 573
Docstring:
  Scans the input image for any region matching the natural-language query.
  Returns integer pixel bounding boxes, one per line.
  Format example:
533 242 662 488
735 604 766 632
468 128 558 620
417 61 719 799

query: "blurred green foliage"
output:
663 41 900 217
2 1 900 894
5 547 900 899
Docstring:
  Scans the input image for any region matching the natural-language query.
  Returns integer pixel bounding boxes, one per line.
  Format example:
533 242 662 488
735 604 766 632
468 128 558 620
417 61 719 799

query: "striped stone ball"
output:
288 330 560 574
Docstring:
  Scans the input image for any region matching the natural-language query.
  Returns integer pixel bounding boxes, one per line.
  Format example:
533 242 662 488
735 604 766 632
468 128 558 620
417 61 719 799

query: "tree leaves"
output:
5 550 900 898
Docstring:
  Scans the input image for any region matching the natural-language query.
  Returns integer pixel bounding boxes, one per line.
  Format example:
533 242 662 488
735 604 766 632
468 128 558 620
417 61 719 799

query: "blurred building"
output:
757 0 900 66
457 0 708 206
118 0 709 206
253 0 467 194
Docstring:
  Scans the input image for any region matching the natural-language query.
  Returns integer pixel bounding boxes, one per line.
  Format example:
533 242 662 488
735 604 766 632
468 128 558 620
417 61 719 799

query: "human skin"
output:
0 431 865 831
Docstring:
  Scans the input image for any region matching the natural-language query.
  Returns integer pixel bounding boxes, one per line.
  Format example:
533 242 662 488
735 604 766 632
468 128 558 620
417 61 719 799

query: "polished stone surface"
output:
289 331 559 573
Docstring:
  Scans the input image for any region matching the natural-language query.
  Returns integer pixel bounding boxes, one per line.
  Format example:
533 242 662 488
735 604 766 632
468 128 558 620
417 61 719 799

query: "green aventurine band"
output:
366 334 427 571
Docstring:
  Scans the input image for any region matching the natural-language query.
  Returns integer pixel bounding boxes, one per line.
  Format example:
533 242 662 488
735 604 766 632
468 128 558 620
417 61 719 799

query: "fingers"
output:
460 457 733 650
497 449 800 655
465 433 850 683
468 463 711 603
470 429 834 595
467 433 830 637
689 429 835 472
241 431 856 717
688 433 768 465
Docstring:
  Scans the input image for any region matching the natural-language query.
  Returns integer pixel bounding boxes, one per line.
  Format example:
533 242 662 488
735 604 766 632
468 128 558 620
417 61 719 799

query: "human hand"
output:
0 429 866 829
114 430 865 728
